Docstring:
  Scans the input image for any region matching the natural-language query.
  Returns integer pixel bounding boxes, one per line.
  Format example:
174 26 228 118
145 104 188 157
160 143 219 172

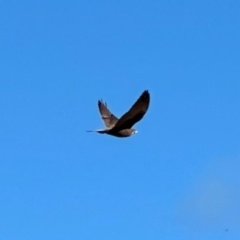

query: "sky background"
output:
1 0 240 239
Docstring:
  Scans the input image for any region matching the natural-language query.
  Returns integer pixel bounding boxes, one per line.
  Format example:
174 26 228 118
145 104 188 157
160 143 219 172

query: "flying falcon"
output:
87 90 150 137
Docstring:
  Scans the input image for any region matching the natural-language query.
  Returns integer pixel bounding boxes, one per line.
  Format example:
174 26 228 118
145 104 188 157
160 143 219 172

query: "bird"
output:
87 90 150 137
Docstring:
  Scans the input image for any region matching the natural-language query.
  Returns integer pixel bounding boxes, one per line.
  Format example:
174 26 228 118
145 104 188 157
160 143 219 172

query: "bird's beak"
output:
135 130 138 134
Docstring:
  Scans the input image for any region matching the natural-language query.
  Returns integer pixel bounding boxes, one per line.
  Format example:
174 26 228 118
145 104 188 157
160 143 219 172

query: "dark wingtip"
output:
98 99 104 108
98 99 107 107
141 90 150 100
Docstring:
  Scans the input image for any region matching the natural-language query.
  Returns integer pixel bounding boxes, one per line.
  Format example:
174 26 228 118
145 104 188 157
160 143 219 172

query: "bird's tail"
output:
86 129 106 134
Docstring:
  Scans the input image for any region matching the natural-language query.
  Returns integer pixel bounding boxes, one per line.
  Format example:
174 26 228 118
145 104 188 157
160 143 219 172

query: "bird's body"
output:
94 129 136 137
87 90 150 137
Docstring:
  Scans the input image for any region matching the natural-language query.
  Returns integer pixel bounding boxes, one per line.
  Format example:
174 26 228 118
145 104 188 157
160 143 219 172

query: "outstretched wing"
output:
111 90 150 131
98 100 118 128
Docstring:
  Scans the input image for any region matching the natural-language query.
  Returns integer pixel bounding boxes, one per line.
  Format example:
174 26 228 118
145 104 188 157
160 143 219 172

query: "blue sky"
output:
1 0 240 239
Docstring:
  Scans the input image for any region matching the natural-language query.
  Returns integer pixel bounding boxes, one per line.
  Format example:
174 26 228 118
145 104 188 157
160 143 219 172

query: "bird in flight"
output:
87 90 150 137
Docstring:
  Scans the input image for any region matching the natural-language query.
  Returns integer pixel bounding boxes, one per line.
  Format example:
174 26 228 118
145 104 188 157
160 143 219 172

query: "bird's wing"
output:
98 100 118 128
112 90 150 131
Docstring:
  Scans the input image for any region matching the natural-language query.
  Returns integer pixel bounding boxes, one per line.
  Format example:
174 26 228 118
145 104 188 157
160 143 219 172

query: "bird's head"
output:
131 129 138 135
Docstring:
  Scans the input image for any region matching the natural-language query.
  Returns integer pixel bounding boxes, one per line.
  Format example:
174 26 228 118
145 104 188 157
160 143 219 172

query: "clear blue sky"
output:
1 0 240 239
